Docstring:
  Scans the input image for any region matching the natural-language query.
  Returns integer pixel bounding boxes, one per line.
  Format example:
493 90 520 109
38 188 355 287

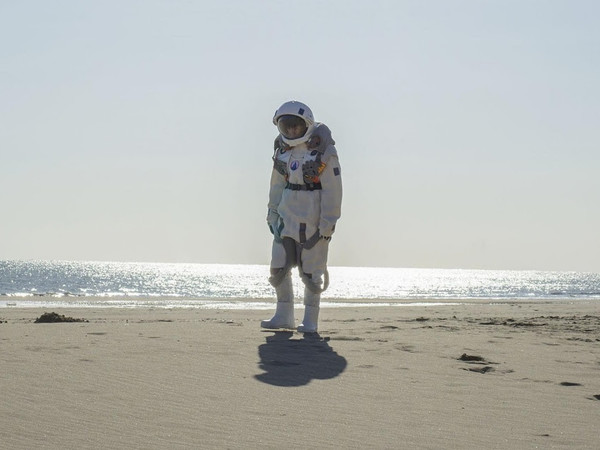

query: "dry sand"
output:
1 299 599 449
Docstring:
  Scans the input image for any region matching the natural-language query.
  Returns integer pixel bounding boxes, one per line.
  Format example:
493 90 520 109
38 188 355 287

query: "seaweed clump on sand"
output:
34 312 88 323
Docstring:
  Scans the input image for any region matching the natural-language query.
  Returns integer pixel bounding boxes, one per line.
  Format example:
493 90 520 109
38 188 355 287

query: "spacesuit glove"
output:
269 223 282 240
319 225 335 241
267 210 281 239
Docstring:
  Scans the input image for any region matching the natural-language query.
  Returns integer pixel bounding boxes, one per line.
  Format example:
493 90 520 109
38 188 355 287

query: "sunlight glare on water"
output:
1 261 599 309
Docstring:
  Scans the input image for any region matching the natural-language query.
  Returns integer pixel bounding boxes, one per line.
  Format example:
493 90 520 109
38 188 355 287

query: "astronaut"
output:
261 101 343 333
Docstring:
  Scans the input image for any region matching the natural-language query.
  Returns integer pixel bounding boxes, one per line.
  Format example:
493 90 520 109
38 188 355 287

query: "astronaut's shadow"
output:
255 331 347 387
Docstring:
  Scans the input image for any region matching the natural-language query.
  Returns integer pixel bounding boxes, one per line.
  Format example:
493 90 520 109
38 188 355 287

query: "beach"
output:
1 299 599 449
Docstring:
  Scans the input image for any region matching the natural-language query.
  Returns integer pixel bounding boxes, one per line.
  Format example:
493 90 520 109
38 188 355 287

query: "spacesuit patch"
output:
302 159 326 184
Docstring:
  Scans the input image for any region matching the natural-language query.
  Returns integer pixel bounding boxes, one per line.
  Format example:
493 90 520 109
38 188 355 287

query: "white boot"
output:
261 275 295 329
297 305 319 333
298 287 320 333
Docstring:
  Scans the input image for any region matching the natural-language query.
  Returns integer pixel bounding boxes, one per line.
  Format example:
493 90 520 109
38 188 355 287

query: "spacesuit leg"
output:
261 239 296 329
297 238 329 333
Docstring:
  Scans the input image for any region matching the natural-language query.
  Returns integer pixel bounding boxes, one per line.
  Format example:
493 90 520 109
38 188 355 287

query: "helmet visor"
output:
277 115 308 140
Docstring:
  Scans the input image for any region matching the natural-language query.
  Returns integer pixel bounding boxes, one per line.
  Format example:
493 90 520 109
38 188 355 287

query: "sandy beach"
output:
1 299 599 449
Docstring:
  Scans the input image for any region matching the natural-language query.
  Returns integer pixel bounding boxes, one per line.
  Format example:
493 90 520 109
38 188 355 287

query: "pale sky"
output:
1 0 599 272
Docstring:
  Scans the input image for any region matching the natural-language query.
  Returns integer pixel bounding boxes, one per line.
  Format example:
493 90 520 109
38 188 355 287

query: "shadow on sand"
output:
255 331 347 387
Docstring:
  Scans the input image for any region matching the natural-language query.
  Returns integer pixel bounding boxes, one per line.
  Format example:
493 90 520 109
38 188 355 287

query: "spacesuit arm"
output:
319 149 343 237
267 168 286 232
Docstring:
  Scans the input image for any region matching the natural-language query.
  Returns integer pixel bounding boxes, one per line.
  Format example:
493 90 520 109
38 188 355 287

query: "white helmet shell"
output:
273 101 315 146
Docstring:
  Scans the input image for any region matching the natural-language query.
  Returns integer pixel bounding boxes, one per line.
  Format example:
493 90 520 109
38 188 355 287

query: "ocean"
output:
1 260 599 309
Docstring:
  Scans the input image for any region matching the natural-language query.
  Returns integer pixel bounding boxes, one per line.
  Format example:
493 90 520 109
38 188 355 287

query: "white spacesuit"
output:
261 101 343 333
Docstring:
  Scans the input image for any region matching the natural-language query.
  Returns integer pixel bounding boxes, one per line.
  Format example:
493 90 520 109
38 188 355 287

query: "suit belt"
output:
285 182 322 191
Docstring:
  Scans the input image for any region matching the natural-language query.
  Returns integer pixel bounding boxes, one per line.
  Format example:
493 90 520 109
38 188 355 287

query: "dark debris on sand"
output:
34 312 88 323
458 354 497 374
459 353 485 362
466 366 495 374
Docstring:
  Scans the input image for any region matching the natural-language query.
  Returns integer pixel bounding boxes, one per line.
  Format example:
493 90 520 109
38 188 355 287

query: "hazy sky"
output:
2 0 599 272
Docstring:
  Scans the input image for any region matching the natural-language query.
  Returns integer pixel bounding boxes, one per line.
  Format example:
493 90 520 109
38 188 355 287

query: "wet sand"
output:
1 299 599 449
